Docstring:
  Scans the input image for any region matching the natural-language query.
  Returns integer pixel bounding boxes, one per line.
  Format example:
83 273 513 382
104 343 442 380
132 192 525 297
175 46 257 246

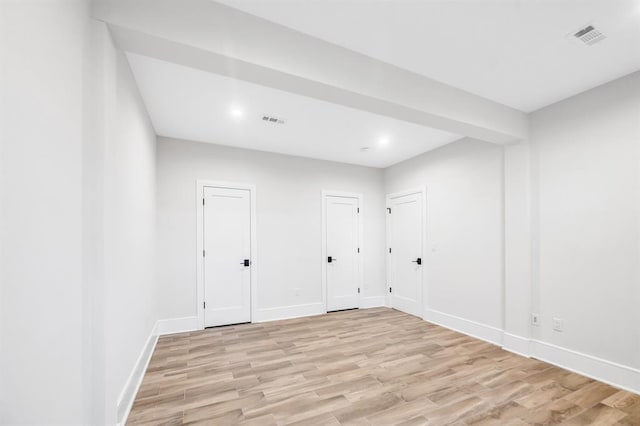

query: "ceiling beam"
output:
93 0 529 144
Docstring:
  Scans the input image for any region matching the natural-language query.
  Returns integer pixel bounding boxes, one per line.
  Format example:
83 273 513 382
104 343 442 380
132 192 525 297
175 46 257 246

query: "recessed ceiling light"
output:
378 137 390 147
230 107 244 118
360 147 370 152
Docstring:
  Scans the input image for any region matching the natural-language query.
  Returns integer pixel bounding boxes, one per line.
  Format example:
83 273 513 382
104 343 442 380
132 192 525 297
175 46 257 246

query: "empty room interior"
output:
2 0 640 425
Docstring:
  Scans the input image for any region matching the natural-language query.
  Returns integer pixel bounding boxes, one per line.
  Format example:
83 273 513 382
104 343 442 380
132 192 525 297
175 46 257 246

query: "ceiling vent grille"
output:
571 24 606 46
261 115 285 124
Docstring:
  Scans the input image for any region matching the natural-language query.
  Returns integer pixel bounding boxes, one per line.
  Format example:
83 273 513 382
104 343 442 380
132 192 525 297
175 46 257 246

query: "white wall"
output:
99 28 158 426
382 74 640 392
0 2 158 424
503 139 532 352
83 18 108 426
530 71 640 371
384 138 505 333
0 1 88 423
156 137 386 321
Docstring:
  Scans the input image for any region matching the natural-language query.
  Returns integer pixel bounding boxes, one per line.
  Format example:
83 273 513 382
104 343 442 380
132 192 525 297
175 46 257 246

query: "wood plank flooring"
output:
127 308 640 425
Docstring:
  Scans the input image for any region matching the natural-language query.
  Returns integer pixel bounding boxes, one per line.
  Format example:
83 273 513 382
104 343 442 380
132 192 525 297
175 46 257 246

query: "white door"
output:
203 186 251 327
388 191 423 317
325 195 360 311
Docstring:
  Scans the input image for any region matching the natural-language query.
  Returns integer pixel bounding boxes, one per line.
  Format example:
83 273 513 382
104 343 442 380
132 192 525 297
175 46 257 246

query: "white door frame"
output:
385 187 427 317
321 190 364 312
196 180 257 329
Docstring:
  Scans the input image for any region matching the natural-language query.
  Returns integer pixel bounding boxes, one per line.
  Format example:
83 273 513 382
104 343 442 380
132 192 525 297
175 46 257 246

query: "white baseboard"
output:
253 302 325 322
118 307 640 426
117 305 471 426
424 308 504 346
531 339 640 395
116 322 158 426
420 308 640 395
503 332 532 357
117 316 198 425
361 296 387 308
157 316 198 335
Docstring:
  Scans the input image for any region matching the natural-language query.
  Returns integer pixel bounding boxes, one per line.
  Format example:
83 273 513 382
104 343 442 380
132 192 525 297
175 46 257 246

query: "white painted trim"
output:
531 339 640 395
385 187 427 316
253 302 325 323
196 180 258 330
118 309 640 426
321 190 364 312
361 296 387 308
157 316 199 335
116 322 159 426
502 332 532 357
117 315 202 425
419 309 640 395
424 308 504 346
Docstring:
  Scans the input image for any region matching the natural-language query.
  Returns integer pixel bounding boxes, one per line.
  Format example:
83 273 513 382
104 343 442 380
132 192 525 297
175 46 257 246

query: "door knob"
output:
411 258 422 265
328 256 337 263
240 259 251 267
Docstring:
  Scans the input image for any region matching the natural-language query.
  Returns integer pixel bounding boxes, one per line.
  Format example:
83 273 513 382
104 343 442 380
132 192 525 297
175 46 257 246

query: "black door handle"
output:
412 258 422 265
240 259 250 267
328 256 337 263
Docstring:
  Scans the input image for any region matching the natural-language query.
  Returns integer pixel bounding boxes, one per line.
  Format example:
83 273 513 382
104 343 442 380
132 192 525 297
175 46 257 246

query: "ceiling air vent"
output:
570 24 606 46
261 115 285 125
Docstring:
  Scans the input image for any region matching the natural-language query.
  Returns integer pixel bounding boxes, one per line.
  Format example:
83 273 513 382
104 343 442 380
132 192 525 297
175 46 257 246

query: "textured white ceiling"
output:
127 53 461 168
216 0 640 112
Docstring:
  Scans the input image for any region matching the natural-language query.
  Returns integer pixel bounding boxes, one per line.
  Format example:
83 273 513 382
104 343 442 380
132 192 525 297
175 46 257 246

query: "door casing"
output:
196 180 257 329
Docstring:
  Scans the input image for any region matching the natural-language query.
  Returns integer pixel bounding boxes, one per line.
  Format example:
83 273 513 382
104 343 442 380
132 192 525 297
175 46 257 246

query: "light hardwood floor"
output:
127 308 640 425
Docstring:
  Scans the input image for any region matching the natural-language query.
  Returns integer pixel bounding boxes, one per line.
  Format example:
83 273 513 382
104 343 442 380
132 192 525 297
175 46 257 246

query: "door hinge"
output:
203 198 205 206
387 207 391 214
358 287 360 294
389 247 392 253
203 301 206 309
357 247 360 253
203 250 205 257
389 287 392 293
357 207 360 213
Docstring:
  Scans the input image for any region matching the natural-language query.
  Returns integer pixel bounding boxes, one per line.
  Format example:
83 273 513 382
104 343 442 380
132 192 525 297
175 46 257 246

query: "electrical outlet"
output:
531 313 540 326
553 317 564 332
